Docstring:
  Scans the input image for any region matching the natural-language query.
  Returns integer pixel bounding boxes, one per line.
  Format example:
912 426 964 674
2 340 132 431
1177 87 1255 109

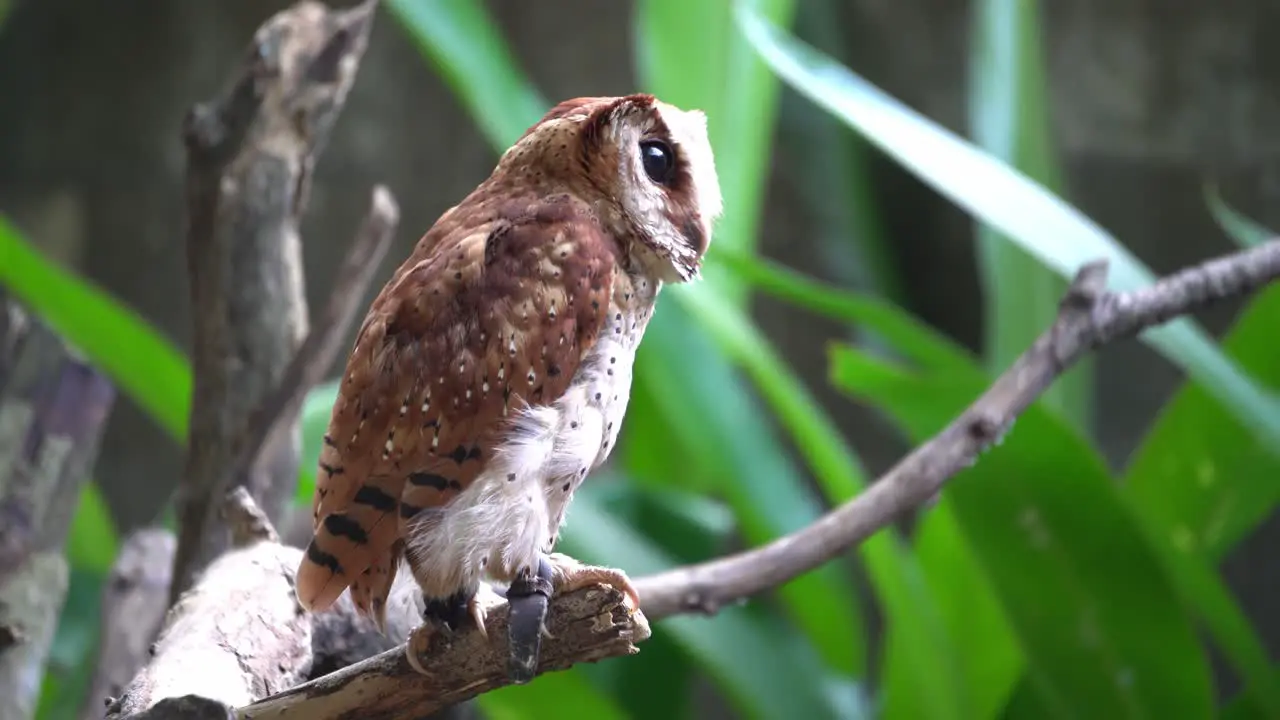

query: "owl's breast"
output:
535 272 661 536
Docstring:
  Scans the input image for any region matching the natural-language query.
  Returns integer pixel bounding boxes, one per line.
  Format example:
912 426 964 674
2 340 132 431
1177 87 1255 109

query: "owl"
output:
294 93 722 680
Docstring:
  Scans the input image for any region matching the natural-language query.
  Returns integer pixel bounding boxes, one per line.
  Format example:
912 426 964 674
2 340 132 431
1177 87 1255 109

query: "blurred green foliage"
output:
3 1 1279 719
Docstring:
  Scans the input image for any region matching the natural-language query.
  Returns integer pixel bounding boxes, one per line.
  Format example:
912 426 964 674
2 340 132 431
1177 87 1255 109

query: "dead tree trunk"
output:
0 289 117 720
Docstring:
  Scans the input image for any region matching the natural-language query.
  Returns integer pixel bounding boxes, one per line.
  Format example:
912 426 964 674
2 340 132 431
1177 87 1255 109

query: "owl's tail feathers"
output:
295 530 354 614
347 538 405 634
295 478 404 614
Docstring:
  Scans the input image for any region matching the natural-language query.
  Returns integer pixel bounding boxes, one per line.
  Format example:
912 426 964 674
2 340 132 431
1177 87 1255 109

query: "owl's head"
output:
501 94 723 283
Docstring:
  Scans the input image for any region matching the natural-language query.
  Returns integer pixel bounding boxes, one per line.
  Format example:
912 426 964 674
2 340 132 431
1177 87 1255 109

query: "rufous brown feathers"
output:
296 192 619 619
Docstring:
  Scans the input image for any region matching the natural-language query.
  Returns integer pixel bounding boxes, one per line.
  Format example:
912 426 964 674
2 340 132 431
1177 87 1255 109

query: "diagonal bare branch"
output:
634 239 1280 619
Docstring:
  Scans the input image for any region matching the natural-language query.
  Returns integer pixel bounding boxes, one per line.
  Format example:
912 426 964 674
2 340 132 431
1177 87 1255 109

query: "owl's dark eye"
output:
639 140 676 186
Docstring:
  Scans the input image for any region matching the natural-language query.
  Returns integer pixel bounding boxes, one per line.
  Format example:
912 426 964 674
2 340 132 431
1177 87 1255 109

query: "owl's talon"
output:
469 595 490 640
546 552 641 613
405 623 437 676
407 586 486 674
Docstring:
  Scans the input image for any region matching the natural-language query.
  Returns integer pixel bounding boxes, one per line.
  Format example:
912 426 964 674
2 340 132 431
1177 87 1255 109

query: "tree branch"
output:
95 164 398 720
634 239 1280 619
0 291 116 720
80 529 175 720
228 186 399 513
110 490 648 720
240 585 647 720
107 490 310 719
171 0 380 603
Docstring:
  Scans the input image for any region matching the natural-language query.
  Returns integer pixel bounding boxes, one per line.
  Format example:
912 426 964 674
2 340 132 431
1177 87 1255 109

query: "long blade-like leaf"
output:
672 281 966 719
736 7 1280 446
0 216 190 440
1204 183 1273 249
385 0 546 149
830 347 1215 719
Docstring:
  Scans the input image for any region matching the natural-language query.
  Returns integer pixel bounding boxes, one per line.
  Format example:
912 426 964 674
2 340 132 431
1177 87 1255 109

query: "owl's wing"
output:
295 196 620 616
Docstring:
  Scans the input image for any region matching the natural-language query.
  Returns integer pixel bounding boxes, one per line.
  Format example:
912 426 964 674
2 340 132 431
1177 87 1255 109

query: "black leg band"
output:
506 554 554 684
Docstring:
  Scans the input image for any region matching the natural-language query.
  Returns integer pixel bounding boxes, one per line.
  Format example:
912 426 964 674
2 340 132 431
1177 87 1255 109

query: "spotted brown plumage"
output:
294 93 722 677
298 198 619 613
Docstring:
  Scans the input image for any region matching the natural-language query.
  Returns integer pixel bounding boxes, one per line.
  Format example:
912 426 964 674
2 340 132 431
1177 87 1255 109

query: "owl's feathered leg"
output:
505 552 640 684
404 585 488 676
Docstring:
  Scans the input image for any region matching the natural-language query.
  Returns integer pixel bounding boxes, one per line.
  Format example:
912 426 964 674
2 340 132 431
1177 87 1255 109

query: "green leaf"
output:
672 283 965 719
39 568 106 720
778 4 900 305
0 215 191 441
1121 285 1280 715
479 666 631 720
583 476 726 719
1124 258 1280 560
629 0 879 681
478 666 632 717
671 282 867 516
593 478 737 561
708 247 977 376
631 303 866 677
41 487 119 720
385 0 546 150
830 347 1215 718
67 482 119 573
708 245 1025 719
1204 182 1274 249
1222 668 1280 720
297 378 338 505
881 503 1022 720
866 534 968 720
710 251 1020 719
561 489 854 720
969 0 1092 432
737 7 1280 447
1118 200 1280 714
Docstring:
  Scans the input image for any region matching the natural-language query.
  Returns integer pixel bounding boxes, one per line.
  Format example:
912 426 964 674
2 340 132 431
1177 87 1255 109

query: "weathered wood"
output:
171 0 380 603
108 490 310 719
110 487 649 720
240 583 649 720
0 291 117 720
80 529 175 720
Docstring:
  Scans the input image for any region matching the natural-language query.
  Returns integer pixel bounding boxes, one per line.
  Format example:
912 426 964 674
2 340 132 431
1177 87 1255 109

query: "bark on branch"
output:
0 291 116 720
107 490 648 720
241 584 647 720
98 0 399 715
88 150 398 720
80 529 175 720
171 0 382 603
107 489 311 719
